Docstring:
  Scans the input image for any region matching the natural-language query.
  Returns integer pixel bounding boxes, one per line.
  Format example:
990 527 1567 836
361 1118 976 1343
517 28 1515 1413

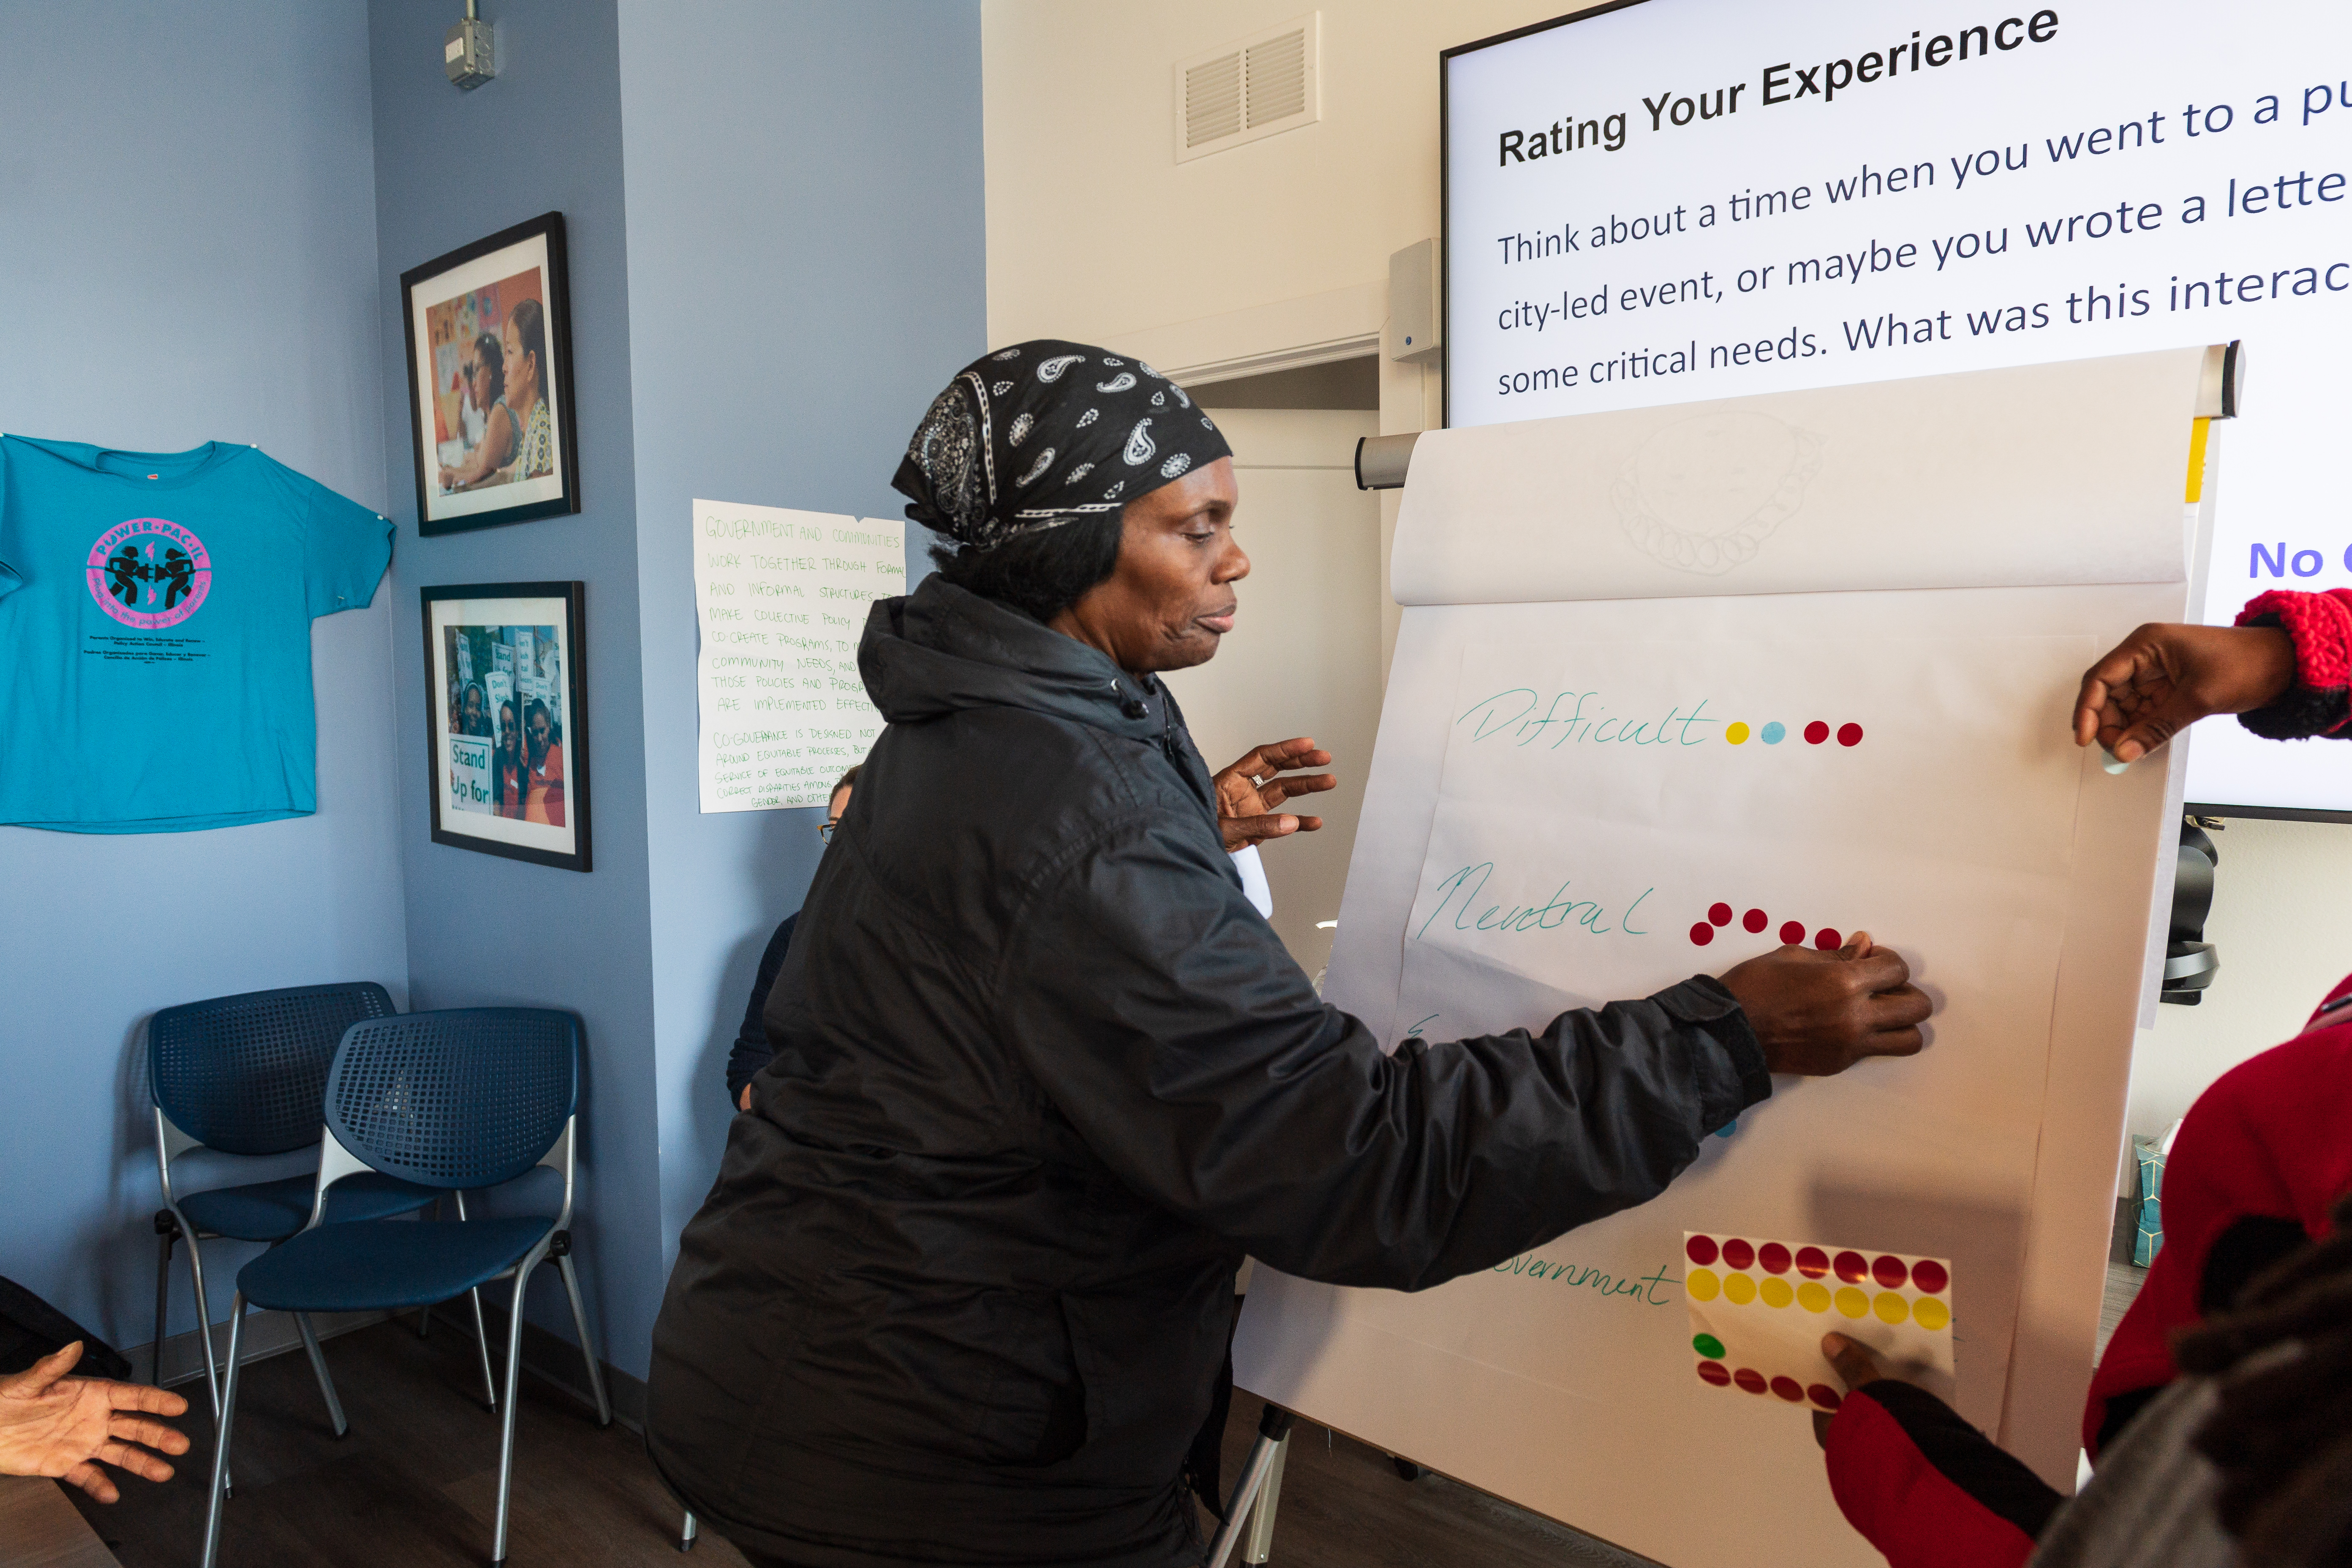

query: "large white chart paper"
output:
1233 348 2218 1568
693 501 903 813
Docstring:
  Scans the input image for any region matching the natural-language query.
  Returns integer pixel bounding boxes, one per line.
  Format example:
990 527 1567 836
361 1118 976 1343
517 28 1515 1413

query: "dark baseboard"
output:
422 1295 647 1432
2111 1198 2140 1265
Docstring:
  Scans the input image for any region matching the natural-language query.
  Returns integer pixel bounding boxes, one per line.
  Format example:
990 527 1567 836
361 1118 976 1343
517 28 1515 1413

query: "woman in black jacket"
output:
647 341 1931 1568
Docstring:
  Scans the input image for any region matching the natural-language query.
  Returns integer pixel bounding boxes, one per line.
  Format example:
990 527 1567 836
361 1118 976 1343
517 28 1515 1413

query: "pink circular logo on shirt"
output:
87 518 211 628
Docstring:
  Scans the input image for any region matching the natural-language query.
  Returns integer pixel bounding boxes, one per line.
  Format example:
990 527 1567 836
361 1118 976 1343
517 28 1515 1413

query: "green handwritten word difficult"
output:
1459 688 1718 748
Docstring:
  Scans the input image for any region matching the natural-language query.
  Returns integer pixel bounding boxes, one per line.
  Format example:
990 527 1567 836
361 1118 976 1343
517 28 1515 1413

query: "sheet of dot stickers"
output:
1684 1233 1955 1414
1232 345 2214 1568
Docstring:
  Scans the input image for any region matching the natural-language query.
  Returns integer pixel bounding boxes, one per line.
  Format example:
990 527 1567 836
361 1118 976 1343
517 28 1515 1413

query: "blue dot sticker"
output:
1760 721 1786 744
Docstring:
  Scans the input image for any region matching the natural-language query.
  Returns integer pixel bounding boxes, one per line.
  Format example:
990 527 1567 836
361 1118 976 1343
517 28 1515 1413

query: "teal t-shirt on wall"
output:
0 436 394 833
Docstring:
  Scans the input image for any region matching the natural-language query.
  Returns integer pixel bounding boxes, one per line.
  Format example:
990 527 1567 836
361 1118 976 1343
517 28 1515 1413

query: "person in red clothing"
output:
1814 588 2352 1568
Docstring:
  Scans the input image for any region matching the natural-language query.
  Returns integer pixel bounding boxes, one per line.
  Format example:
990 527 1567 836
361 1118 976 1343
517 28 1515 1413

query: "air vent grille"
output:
1185 54 1243 147
1246 31 1308 126
1176 13 1319 163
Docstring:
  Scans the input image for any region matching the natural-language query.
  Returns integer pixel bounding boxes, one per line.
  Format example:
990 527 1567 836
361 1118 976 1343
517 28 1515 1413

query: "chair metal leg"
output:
199 1296 247 1568
454 1192 499 1411
152 1228 175 1385
679 1511 697 1552
491 1251 542 1566
419 1195 441 1338
555 1252 612 1426
293 1312 349 1437
182 1231 224 1422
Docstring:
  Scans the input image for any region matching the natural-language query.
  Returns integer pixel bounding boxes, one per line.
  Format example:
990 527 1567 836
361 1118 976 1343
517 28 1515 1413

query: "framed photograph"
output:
421 581 591 872
401 212 581 535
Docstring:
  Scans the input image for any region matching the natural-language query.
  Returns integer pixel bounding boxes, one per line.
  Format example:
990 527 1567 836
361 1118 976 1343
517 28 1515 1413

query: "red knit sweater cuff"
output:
2236 588 2352 738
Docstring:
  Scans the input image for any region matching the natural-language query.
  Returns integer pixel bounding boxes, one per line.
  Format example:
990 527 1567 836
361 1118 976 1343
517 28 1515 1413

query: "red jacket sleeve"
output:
2235 587 2352 739
1823 1383 2056 1568
2083 975 2352 1453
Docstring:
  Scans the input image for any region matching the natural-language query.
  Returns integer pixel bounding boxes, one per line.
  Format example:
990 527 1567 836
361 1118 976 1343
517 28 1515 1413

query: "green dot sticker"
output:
1692 1333 1725 1359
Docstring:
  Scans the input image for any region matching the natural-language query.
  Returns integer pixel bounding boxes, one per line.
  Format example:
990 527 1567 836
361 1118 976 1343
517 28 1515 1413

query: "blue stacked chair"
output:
199 1007 610 1568
149 983 461 1444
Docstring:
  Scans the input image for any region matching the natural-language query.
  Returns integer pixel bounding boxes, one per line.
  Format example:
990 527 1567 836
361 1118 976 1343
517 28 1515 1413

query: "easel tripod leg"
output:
1243 1432 1288 1564
1206 1404 1293 1568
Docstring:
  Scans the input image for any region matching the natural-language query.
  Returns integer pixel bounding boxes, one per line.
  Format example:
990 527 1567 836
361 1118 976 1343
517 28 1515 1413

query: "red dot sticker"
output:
1698 1361 1732 1387
1686 1235 1720 1266
1813 928 1843 951
1770 1376 1805 1402
1838 722 1864 747
1708 902 1733 926
1721 1237 1756 1270
1795 1247 1830 1279
1758 1242 1792 1275
1872 1255 1909 1289
1804 721 1830 744
1910 1259 1950 1295
1834 1251 1870 1283
1743 908 1769 933
1733 1368 1768 1395
1808 1385 1844 1411
1690 921 1715 946
1780 921 1806 944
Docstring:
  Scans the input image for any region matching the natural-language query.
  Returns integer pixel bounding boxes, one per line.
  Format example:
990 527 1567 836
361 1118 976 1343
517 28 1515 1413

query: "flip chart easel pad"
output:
1440 0 2347 810
1393 348 2198 606
1233 588 2183 1568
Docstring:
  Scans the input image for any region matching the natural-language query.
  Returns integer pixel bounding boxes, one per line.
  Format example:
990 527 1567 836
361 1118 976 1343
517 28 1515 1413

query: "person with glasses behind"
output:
726 764 860 1111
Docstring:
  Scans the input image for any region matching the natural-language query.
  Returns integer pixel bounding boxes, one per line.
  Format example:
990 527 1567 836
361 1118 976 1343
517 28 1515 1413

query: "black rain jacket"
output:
645 577 1770 1568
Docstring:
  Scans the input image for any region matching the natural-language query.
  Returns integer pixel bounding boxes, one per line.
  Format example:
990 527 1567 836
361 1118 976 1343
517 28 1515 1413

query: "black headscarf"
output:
893 339 1233 550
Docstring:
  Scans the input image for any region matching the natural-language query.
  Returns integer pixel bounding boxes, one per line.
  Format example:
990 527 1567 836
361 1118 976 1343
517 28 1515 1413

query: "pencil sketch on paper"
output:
1612 411 1823 574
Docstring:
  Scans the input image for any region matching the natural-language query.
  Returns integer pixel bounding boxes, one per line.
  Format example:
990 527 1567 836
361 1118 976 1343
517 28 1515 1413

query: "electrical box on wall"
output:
1390 239 1441 364
445 14 495 89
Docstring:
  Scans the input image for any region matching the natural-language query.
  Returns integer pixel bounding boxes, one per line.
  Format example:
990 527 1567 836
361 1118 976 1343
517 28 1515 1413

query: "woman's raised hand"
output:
2073 622 2296 763
1212 738 1337 851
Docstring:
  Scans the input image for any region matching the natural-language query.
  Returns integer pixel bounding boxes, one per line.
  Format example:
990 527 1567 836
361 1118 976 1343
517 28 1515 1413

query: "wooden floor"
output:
68 1320 1640 1568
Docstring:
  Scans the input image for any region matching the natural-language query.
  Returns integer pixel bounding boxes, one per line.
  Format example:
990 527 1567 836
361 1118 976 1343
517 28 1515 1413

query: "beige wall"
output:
982 0 1594 358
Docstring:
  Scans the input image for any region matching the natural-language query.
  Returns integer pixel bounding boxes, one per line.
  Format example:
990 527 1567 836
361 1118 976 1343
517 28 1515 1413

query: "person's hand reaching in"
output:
1811 1332 1898 1448
1719 931 1932 1075
1212 738 1337 851
2073 622 2296 763
0 1341 189 1503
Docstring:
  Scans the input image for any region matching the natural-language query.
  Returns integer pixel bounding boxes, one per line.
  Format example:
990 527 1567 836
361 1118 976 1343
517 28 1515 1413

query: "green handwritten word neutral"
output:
1492 1255 1680 1306
1416 862 1652 940
1459 688 1718 748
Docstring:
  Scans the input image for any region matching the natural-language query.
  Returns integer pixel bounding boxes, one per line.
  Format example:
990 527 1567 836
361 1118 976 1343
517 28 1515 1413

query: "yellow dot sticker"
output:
1760 1277 1794 1309
1723 1272 1757 1305
1798 1282 1832 1314
1687 1268 1720 1301
1874 1291 1910 1325
1835 1287 1870 1319
1914 1297 1951 1331
1726 722 1751 745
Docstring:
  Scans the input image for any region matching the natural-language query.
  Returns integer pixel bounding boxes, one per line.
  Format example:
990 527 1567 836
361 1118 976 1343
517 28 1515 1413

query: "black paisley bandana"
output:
892 339 1233 550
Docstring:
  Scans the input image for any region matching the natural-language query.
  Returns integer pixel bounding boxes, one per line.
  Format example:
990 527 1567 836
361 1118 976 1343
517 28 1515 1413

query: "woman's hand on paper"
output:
1213 738 1337 850
1810 1332 1899 1448
1719 931 1931 1075
2073 623 2295 763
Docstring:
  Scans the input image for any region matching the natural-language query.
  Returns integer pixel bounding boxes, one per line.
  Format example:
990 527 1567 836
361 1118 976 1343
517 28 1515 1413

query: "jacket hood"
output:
859 575 1167 741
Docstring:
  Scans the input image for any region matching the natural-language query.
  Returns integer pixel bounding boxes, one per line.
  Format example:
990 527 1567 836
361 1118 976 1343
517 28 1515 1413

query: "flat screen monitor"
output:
1443 0 2352 820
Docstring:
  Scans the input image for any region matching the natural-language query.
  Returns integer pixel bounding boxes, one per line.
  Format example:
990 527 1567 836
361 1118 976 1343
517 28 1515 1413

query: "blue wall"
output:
613 2 983 1261
0 0 406 1350
366 0 668 1372
0 0 984 1385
